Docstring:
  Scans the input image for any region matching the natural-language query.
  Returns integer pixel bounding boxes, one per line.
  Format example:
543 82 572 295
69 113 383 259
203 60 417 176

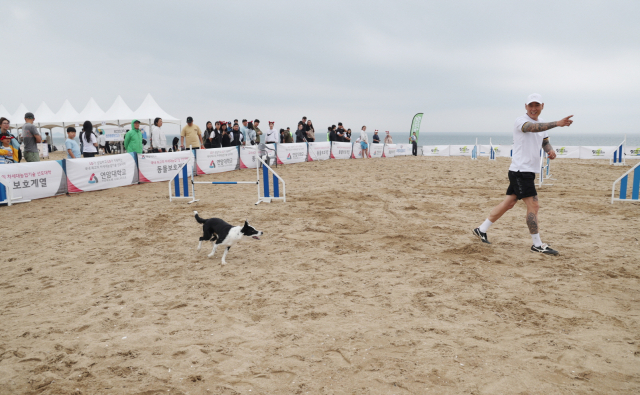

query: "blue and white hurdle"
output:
471 138 478 160
169 150 285 205
611 160 640 204
0 179 30 206
610 136 626 166
489 138 496 161
538 149 555 187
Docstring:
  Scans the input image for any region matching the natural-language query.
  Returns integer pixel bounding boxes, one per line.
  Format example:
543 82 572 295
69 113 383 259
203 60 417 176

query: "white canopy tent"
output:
10 104 30 128
132 94 180 126
0 105 10 120
104 95 135 126
78 98 106 125
55 99 81 126
34 102 59 129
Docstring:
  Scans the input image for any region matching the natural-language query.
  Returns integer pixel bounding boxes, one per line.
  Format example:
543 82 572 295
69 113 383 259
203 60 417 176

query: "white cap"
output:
526 93 543 105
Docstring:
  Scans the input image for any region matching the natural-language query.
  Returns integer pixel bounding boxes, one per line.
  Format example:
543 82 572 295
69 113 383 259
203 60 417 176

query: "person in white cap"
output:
473 93 573 255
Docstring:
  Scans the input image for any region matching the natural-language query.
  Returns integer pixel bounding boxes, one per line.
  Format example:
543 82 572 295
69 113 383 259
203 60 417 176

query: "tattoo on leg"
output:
533 195 538 202
526 212 538 234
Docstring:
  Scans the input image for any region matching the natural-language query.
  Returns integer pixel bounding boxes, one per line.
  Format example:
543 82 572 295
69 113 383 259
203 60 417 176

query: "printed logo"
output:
431 147 439 154
287 153 292 159
556 147 568 155
459 146 470 153
591 148 605 156
629 148 640 157
209 160 215 168
88 173 99 184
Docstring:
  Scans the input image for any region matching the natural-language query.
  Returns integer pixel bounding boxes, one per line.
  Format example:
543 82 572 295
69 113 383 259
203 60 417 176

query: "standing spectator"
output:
210 121 222 148
306 120 315 142
0 118 20 161
141 126 148 149
22 112 41 162
359 126 369 159
372 130 380 144
203 121 215 149
230 124 243 146
300 116 309 131
180 116 204 150
151 117 167 152
65 127 81 159
240 119 250 146
98 129 106 155
0 135 16 164
295 124 307 143
384 131 393 144
410 132 418 156
221 122 231 147
336 123 345 142
80 121 98 158
172 137 179 152
281 128 293 143
124 120 144 154
44 132 52 153
246 121 257 145
264 121 278 143
344 128 352 143
253 119 262 144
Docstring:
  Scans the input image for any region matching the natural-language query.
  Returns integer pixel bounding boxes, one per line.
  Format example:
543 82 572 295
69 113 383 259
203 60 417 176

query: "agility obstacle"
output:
0 180 30 206
538 149 555 187
611 160 640 203
610 136 627 166
471 139 478 160
489 138 496 161
169 147 285 205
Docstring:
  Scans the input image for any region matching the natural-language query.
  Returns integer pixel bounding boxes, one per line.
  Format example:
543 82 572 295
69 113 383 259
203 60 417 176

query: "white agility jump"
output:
471 138 478 160
610 136 626 166
489 138 496 161
169 146 285 205
0 179 31 206
538 149 555 187
611 160 640 203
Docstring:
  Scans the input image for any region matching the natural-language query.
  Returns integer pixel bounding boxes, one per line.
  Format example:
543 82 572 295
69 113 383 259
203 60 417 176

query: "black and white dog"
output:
194 211 263 265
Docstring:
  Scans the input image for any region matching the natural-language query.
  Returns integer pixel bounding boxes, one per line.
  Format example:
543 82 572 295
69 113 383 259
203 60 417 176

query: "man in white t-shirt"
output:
473 93 573 255
264 121 278 143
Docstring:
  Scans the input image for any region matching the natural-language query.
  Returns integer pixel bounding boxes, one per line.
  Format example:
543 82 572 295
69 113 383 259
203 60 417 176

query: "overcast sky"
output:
2 0 639 135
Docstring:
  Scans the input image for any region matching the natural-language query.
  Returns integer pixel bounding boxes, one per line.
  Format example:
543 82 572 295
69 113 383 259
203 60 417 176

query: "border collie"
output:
194 211 263 265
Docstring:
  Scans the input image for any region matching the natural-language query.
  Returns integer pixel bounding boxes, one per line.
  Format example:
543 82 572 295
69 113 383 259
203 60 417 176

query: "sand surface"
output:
1 152 639 394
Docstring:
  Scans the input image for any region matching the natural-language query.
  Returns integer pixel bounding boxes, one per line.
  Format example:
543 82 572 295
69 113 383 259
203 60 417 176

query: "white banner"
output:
449 145 474 157
66 153 137 193
553 146 580 159
352 143 366 159
383 144 396 158
100 128 126 142
276 143 307 164
330 142 352 160
38 143 49 158
493 145 512 158
395 144 412 156
195 147 239 174
308 142 331 161
479 145 492 157
579 146 617 160
421 145 450 156
138 151 193 182
370 143 384 158
628 147 640 159
239 146 259 169
0 160 67 201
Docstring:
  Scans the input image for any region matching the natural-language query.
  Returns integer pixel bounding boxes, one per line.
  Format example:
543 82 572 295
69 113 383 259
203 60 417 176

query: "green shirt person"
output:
124 120 144 154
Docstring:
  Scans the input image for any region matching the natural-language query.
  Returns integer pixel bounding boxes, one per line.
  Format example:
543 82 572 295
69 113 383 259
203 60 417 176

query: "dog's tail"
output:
194 211 206 224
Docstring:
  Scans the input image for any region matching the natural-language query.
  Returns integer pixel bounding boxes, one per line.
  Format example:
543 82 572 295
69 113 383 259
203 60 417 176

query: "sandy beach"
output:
1 152 639 394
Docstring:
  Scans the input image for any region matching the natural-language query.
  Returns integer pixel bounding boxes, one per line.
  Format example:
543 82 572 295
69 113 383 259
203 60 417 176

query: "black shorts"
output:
506 171 537 200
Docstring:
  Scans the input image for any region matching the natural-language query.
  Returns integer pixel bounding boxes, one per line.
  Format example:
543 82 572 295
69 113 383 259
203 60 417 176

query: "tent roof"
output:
78 97 106 124
34 102 61 129
55 99 81 125
11 104 30 127
132 94 180 123
104 95 134 124
0 105 10 119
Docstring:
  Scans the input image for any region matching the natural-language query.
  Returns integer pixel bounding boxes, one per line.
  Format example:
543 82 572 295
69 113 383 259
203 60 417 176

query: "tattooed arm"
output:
542 137 556 159
522 115 573 133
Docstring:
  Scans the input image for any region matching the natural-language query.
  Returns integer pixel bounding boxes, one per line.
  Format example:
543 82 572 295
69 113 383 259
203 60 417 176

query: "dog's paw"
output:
221 261 227 265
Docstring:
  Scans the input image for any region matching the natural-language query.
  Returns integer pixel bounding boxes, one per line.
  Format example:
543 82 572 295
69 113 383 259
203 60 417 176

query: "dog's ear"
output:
244 219 249 226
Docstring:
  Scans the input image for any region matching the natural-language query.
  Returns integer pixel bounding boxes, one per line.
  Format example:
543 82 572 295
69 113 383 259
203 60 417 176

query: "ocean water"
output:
46 131 640 150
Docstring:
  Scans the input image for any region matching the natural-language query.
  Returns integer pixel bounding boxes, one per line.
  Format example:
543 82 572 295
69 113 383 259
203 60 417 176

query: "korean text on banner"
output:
370 143 384 158
330 142 352 160
579 146 617 160
308 142 331 161
553 146 580 159
276 143 307 164
383 144 397 158
66 153 137 193
138 151 193 182
0 161 67 201
421 146 450 156
195 147 239 174
239 146 259 169
395 144 412 156
449 145 474 157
